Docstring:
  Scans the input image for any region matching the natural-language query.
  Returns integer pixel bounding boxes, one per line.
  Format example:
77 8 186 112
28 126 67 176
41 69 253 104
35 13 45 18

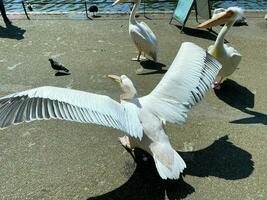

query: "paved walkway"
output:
0 12 266 200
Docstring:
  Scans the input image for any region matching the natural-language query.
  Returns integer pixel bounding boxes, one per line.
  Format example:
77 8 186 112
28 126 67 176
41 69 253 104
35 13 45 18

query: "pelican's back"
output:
129 22 158 61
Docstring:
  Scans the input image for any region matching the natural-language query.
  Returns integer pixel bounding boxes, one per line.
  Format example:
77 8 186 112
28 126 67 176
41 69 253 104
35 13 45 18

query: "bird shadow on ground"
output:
174 25 229 43
87 148 195 200
233 21 248 27
214 79 267 125
0 24 26 40
229 110 267 125
179 135 254 180
137 60 167 75
55 72 71 76
87 135 253 200
92 15 101 18
174 25 217 41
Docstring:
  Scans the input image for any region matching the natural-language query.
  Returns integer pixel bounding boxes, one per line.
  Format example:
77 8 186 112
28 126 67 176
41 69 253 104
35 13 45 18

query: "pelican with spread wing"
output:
0 43 221 179
197 7 243 90
113 0 158 63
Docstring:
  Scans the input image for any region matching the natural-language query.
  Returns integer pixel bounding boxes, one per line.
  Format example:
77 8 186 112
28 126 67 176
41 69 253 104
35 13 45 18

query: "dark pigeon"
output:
27 3 33 12
48 59 70 75
88 5 98 17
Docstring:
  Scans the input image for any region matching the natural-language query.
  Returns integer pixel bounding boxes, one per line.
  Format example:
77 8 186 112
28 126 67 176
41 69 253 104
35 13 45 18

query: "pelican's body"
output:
208 42 241 79
113 0 158 62
0 43 221 179
198 7 243 89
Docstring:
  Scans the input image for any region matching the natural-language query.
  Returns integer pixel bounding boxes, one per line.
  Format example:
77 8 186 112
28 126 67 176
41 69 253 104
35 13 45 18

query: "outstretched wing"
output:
139 42 221 124
0 86 143 139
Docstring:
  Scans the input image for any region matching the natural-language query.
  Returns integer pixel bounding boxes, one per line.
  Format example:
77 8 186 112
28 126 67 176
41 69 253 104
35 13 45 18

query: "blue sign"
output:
173 0 195 25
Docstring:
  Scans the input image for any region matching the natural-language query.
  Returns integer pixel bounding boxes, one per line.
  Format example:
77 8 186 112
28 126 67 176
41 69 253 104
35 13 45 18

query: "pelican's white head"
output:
108 74 137 100
197 7 245 28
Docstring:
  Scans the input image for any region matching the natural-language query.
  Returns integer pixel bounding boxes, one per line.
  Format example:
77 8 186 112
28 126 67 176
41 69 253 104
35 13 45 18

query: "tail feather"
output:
150 49 158 62
151 144 186 179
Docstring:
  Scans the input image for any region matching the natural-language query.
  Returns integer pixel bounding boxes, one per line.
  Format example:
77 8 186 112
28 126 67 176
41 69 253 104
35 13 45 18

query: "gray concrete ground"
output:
0 11 266 200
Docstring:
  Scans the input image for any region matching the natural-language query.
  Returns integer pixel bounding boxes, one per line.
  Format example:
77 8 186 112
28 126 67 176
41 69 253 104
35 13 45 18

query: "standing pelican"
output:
197 7 243 90
0 43 221 179
113 0 158 63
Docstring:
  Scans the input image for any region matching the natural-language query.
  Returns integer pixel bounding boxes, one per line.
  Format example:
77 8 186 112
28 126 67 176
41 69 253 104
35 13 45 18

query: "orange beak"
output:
197 10 235 29
107 74 121 83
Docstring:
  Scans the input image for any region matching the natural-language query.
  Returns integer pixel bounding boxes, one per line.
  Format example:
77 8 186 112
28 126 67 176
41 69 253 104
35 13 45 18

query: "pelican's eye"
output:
226 10 235 18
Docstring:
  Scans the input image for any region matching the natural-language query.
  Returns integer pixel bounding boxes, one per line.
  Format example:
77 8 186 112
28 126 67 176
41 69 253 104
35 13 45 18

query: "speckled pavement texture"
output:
0 11 266 200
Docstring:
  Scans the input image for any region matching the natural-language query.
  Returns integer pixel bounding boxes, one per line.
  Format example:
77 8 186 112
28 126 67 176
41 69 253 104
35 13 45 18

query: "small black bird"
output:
49 59 70 75
26 2 33 11
88 5 98 17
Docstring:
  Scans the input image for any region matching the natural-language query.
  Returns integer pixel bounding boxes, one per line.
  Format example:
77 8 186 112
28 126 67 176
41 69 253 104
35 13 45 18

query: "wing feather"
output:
0 87 143 139
139 42 221 124
140 21 157 44
53 100 63 119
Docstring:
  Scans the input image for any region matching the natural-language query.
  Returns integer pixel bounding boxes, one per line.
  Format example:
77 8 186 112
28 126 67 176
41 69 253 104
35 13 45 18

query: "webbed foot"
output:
212 82 221 90
118 136 137 163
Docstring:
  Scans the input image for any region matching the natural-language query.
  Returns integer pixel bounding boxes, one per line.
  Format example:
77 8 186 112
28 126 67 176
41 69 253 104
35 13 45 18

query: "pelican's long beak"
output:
197 10 235 29
108 74 121 83
112 0 128 6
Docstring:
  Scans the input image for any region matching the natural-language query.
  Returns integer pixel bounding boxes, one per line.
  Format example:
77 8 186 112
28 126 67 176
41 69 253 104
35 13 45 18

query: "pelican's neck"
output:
120 85 138 101
129 0 140 24
214 20 235 48
120 93 138 101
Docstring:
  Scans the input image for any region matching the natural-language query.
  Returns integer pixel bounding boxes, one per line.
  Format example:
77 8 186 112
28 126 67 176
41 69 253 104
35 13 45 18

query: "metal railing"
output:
20 1 97 20
10 0 178 20
8 0 251 20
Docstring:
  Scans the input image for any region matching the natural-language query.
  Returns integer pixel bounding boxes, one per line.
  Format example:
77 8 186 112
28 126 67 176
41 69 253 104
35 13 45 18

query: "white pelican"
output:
112 0 158 63
0 43 221 179
197 7 243 90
